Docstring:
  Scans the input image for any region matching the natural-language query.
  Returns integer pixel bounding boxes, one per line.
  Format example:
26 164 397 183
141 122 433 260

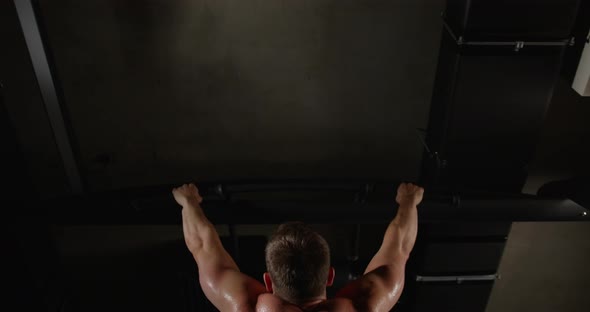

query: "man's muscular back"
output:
256 294 356 312
173 182 423 312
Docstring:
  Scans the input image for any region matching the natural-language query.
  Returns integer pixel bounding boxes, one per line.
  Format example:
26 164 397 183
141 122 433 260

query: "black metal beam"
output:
13 0 83 194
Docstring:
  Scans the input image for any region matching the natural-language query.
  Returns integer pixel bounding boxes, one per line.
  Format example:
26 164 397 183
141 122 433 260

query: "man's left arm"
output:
173 184 266 311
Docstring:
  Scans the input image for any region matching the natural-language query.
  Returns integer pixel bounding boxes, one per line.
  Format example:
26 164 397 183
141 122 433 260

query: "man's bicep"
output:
336 263 406 312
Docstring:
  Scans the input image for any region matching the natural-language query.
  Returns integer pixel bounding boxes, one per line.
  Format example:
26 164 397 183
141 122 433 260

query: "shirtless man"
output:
172 182 423 312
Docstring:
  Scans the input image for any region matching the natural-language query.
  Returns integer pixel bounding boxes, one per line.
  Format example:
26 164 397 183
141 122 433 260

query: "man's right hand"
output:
395 183 424 207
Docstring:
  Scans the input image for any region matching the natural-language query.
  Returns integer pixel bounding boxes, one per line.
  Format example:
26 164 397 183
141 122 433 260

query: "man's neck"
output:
295 295 327 309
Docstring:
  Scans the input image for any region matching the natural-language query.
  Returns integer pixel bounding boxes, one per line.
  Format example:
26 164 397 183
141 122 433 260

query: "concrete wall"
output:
37 0 444 191
486 222 590 312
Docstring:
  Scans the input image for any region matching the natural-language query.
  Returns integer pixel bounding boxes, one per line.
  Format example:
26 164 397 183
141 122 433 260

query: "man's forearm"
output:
181 199 224 256
365 203 418 274
385 203 418 259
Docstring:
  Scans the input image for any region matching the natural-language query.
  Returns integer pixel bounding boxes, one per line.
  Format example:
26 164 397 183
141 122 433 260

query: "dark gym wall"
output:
35 0 445 191
524 0 590 192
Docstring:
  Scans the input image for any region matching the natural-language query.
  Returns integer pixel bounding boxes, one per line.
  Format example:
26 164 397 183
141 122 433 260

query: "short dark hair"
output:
265 222 331 303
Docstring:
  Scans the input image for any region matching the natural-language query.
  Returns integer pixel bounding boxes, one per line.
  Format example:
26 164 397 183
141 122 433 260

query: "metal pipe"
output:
441 19 570 49
416 274 498 283
13 0 83 194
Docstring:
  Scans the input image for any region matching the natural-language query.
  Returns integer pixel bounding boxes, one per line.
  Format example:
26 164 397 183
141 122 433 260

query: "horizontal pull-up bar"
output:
43 181 588 225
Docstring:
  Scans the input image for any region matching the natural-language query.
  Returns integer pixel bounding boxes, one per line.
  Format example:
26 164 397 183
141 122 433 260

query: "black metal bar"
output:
442 18 460 43
223 182 366 193
346 224 362 280
416 274 498 283
463 41 570 47
40 192 590 224
442 18 571 48
228 224 240 264
13 0 83 194
419 235 508 244
43 181 589 225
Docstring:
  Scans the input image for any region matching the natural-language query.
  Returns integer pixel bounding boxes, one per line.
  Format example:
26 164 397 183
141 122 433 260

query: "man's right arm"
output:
335 183 423 312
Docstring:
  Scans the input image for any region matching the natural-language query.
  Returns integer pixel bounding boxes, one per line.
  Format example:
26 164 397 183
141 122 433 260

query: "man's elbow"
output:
384 246 410 266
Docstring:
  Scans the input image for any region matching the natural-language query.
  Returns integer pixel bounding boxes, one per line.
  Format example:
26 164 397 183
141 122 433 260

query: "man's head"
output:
264 222 334 304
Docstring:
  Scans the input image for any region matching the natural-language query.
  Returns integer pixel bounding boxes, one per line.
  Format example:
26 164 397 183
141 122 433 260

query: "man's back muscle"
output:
255 294 358 312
